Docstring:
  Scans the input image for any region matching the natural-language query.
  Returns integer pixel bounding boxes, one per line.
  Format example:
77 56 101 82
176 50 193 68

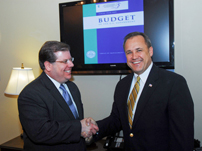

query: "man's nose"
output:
131 52 138 59
68 60 74 67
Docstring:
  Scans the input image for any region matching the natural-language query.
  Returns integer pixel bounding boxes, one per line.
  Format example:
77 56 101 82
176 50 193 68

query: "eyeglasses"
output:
55 57 74 64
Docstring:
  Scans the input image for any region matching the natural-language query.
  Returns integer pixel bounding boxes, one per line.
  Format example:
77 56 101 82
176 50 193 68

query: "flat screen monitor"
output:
59 0 174 75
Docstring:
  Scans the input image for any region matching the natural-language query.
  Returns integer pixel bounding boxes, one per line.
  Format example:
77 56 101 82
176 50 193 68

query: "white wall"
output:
0 0 202 144
174 0 202 141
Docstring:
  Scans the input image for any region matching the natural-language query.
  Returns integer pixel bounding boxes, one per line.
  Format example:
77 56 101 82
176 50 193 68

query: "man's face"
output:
45 51 74 83
124 35 153 75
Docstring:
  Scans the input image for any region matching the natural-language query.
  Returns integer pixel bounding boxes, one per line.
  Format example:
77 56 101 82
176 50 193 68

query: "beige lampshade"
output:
4 67 35 95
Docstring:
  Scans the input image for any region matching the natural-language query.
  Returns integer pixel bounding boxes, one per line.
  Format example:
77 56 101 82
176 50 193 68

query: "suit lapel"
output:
133 65 160 127
121 73 134 129
40 72 76 119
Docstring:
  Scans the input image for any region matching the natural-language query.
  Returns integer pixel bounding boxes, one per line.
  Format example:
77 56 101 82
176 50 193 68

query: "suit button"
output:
130 133 133 137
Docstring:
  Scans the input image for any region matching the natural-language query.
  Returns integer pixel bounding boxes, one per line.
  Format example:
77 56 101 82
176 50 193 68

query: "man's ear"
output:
44 61 52 72
149 46 153 57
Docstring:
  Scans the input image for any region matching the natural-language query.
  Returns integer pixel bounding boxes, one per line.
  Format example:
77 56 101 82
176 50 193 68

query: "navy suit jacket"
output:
18 72 86 151
95 64 194 151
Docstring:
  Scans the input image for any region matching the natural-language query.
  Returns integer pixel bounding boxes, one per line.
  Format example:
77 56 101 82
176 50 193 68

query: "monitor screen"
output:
59 0 174 74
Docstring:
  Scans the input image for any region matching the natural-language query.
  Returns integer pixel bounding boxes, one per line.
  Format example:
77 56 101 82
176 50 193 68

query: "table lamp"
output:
4 63 35 95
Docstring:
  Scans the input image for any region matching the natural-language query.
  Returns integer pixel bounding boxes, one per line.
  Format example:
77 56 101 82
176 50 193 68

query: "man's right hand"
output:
80 118 99 138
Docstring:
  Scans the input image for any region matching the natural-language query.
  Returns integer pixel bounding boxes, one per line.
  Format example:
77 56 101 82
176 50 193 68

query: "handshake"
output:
80 117 99 141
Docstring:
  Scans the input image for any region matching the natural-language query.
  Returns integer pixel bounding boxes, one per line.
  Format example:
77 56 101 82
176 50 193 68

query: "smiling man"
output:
124 33 153 75
18 41 98 151
93 32 194 151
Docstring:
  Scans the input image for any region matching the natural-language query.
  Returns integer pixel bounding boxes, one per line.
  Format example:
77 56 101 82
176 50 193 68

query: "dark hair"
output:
39 41 70 70
123 32 152 49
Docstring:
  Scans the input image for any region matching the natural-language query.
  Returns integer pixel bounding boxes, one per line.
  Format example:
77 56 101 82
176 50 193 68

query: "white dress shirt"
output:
128 62 153 121
46 74 79 114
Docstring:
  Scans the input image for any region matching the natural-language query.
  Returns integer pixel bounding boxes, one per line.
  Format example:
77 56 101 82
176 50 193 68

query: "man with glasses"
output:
18 41 98 151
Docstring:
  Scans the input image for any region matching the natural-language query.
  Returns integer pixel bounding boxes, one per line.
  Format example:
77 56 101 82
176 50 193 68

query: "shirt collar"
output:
134 62 153 83
45 74 61 90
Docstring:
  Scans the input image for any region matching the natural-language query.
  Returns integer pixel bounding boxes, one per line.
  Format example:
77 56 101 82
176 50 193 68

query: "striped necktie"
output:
60 84 79 119
127 76 140 129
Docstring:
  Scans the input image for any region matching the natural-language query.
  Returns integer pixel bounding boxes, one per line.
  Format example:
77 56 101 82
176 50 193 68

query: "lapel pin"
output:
149 84 152 87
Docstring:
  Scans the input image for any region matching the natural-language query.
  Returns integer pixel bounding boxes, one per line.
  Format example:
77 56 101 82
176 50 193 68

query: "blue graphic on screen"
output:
83 0 144 64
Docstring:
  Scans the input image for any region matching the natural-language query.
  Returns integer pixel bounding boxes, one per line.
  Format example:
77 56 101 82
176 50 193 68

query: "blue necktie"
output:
60 84 79 119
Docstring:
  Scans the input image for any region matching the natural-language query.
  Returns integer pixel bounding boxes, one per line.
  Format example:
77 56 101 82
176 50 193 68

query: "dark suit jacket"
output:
18 72 86 151
95 64 194 151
